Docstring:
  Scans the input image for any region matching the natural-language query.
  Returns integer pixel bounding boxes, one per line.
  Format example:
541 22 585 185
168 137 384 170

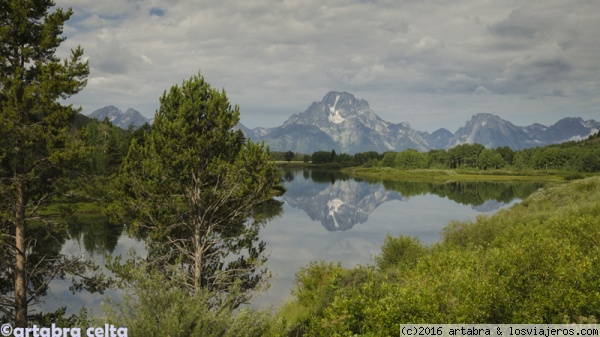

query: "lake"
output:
40 168 546 314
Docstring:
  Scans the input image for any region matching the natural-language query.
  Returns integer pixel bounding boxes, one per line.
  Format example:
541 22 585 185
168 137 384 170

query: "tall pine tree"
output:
110 72 280 307
0 0 92 327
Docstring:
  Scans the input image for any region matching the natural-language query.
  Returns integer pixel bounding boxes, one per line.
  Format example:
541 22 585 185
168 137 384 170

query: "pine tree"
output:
110 72 280 307
0 0 92 327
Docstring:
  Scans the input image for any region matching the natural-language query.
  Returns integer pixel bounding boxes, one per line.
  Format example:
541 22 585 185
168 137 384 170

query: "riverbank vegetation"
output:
276 133 600 182
266 176 600 335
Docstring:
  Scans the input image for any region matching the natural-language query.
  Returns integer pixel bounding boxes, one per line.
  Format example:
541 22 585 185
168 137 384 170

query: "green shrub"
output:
98 264 277 337
374 235 426 270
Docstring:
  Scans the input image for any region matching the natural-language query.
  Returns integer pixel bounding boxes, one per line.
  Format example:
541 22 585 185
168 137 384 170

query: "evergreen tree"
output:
0 0 98 327
284 150 294 162
110 72 280 307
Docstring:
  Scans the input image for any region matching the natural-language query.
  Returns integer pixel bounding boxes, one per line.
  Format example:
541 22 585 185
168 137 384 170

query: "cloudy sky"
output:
57 0 600 132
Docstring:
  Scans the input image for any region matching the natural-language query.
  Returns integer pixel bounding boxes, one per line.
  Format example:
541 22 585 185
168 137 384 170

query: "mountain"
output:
419 128 453 149
524 117 600 144
447 113 538 150
281 170 404 231
235 92 599 152
245 91 429 154
448 114 600 150
88 106 151 130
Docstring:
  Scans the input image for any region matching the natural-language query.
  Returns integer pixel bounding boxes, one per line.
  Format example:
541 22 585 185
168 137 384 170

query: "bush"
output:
374 235 427 270
98 264 277 337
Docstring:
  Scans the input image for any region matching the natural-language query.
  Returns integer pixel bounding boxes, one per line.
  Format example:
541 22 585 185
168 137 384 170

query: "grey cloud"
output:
59 0 600 132
488 10 538 39
474 86 491 95
149 7 165 17
90 37 151 74
492 56 572 94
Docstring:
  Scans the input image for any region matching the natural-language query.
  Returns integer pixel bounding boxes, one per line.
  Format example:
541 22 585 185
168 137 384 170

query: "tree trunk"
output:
193 222 202 293
15 177 27 327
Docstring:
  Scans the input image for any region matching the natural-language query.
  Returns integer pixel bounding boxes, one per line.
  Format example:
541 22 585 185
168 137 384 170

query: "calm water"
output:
40 169 545 314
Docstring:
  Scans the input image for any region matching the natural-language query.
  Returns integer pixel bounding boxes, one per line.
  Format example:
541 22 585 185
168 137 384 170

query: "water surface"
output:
39 169 545 313
254 169 544 307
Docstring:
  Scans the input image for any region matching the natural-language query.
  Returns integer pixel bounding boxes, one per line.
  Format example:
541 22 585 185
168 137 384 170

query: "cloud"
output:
149 7 165 17
413 36 445 52
474 85 491 95
55 0 600 131
488 9 540 39
492 55 573 95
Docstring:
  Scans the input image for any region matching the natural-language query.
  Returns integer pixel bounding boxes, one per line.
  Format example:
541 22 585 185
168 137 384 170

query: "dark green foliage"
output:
82 119 131 175
109 72 280 307
361 135 600 173
271 151 303 162
495 146 514 164
380 151 397 167
427 149 449 168
284 150 295 162
0 0 110 326
311 150 334 164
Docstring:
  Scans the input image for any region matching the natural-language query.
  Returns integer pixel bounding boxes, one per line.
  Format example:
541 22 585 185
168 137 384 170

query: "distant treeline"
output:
71 114 151 176
79 117 599 175
273 131 600 172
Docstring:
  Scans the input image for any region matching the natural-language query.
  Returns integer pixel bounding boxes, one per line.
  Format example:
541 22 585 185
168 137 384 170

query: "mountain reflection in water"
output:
280 168 545 231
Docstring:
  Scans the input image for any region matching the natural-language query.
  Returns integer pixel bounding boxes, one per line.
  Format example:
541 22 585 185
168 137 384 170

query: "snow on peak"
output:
328 94 346 124
327 198 345 229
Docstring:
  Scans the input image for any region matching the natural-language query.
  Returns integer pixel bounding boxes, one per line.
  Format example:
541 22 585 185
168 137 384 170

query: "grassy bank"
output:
275 161 343 169
271 176 600 335
342 166 571 183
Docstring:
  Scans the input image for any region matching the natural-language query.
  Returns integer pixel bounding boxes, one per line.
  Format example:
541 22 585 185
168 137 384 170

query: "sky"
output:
57 0 600 133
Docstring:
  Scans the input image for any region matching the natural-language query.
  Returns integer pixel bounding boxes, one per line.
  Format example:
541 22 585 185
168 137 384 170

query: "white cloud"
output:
55 0 600 131
414 36 444 52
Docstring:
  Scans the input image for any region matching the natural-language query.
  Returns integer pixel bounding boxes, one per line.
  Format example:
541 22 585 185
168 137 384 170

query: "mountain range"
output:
90 91 599 152
88 106 151 129
238 91 600 153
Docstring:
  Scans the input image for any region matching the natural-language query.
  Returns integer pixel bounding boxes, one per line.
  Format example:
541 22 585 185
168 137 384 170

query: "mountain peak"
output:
238 94 599 153
275 91 428 153
472 112 500 120
322 91 359 103
448 113 535 149
88 106 151 130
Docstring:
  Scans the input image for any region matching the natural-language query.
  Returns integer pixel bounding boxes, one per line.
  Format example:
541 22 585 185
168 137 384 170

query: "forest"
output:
274 133 600 173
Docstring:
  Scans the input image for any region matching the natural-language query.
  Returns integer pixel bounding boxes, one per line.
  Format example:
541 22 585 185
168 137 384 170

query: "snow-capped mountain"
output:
238 92 599 152
242 91 430 154
282 170 404 231
88 106 151 130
